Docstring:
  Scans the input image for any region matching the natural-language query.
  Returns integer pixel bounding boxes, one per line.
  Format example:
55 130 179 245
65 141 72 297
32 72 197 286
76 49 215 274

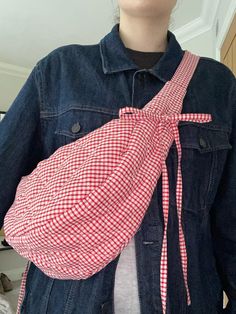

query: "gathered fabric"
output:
4 50 212 314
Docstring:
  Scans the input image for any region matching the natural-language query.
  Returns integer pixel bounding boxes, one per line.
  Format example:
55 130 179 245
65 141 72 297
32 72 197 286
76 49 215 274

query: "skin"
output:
117 0 178 52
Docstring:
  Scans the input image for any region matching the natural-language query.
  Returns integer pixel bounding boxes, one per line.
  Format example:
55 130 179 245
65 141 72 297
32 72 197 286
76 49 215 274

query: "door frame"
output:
216 0 236 61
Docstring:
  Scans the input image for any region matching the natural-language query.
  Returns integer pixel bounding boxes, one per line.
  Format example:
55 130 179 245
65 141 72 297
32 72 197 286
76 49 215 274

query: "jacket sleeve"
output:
210 72 236 313
0 62 43 229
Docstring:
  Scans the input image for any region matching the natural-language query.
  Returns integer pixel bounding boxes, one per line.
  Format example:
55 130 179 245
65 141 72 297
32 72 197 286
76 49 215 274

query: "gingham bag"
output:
3 50 212 314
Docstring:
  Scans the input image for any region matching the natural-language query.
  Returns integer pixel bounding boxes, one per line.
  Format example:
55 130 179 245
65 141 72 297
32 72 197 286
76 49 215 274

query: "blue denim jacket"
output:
1 23 236 314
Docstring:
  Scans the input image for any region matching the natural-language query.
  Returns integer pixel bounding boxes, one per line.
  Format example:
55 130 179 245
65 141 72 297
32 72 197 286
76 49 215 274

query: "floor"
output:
0 279 21 313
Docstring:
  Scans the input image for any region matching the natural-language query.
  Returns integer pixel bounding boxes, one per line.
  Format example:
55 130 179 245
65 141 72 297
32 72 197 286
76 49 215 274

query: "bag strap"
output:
143 50 200 115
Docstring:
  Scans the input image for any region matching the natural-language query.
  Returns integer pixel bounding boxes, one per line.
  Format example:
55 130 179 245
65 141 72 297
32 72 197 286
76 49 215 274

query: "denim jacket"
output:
1 23 236 314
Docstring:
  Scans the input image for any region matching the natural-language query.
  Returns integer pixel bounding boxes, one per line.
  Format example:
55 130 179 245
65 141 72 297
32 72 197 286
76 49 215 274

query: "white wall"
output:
0 69 28 112
216 0 232 36
180 29 215 58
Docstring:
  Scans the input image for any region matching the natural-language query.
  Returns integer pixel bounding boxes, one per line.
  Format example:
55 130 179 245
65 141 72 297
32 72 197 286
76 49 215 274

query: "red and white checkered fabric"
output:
4 50 212 314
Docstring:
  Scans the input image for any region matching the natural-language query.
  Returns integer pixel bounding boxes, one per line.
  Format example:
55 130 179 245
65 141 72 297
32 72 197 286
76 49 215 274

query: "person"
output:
0 0 236 313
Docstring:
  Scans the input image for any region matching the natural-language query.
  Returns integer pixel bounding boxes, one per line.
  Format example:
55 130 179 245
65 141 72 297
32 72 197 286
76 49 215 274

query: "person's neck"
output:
118 14 169 53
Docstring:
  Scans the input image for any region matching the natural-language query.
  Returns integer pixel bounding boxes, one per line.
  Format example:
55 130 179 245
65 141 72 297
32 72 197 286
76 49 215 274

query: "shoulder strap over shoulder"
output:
143 51 200 115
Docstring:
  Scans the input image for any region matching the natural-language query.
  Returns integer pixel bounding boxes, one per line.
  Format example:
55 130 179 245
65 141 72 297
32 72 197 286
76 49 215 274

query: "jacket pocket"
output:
170 122 232 214
53 106 116 145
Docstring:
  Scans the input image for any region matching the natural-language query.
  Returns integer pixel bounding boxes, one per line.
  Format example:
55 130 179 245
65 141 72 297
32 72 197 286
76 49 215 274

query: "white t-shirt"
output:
113 237 141 313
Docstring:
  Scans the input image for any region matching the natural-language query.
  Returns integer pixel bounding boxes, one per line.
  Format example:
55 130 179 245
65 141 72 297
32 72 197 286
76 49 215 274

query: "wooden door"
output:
221 13 236 75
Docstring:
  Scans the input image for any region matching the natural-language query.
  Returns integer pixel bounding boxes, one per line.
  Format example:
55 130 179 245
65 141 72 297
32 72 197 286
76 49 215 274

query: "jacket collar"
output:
99 23 185 83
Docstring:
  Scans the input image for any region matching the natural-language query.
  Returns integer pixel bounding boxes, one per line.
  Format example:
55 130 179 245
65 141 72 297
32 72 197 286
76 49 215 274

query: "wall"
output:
180 28 215 58
0 64 30 112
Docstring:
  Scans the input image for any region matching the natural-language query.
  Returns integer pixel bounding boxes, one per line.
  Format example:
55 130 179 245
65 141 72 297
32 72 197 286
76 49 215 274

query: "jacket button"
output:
71 122 81 133
199 137 207 148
